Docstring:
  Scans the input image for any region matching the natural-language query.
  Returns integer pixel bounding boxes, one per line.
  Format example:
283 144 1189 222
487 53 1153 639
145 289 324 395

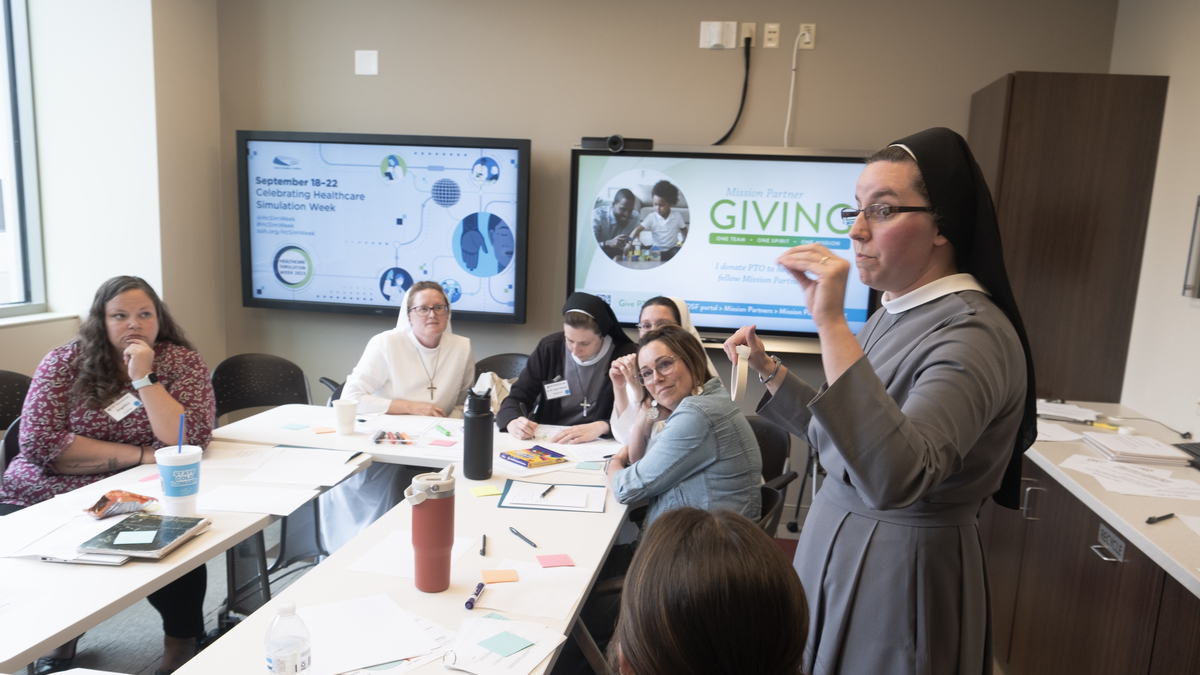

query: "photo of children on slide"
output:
592 172 689 269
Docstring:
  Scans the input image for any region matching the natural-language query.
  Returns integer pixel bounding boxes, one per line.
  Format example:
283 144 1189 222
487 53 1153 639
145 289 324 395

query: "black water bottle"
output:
463 388 494 480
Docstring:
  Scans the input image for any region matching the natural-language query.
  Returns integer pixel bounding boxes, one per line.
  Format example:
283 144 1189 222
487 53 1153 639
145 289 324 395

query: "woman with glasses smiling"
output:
322 280 475 551
606 325 761 527
725 128 1036 675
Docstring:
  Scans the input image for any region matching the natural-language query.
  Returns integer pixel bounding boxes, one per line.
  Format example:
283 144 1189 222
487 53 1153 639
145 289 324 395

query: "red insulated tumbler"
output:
404 464 456 593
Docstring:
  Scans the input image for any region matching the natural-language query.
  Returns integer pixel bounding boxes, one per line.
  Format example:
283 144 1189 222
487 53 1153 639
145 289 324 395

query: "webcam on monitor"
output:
580 135 654 153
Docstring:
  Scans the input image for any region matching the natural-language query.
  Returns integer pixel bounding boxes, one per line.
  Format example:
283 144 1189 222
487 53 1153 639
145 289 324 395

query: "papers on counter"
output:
340 608 456 675
197 485 319 516
1082 432 1192 466
1036 420 1084 442
1178 514 1200 539
294 594 439 675
347 530 476 579
3 512 131 564
200 444 282 470
443 617 565 675
239 447 358 486
1059 455 1200 500
475 559 594 620
1037 400 1099 422
498 480 606 513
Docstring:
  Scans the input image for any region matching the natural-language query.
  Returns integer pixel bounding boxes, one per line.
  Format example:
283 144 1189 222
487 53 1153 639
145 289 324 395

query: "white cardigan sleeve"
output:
341 333 395 414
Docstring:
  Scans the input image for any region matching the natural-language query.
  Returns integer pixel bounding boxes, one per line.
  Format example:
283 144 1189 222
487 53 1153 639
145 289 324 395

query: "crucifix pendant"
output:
427 381 437 400
580 398 591 416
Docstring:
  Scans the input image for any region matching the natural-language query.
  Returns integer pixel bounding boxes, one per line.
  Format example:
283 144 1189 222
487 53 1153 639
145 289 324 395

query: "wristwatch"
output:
132 372 159 390
759 356 783 384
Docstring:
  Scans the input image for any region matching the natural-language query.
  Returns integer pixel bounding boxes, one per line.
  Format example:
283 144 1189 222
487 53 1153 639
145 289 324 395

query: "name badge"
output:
105 392 143 421
543 380 571 400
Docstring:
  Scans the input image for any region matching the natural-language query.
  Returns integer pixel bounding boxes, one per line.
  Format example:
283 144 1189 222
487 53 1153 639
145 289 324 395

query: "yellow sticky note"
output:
311 426 336 434
471 485 503 497
482 569 519 584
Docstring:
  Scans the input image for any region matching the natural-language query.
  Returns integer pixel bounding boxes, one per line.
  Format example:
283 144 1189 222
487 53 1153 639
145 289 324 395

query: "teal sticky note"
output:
478 631 534 657
482 612 510 621
576 462 603 470
281 423 309 430
115 530 157 545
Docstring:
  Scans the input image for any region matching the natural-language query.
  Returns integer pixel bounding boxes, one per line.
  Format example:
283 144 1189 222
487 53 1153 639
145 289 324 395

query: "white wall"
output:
28 0 162 320
1112 0 1200 434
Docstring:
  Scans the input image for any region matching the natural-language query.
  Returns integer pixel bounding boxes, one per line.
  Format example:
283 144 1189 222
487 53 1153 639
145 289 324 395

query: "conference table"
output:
0 441 373 673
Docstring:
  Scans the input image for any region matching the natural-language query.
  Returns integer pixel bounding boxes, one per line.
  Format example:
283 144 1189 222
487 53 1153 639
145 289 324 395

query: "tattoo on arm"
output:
108 457 120 471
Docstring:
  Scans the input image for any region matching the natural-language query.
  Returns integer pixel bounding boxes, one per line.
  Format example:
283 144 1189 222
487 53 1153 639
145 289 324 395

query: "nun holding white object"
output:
609 296 719 444
319 280 475 552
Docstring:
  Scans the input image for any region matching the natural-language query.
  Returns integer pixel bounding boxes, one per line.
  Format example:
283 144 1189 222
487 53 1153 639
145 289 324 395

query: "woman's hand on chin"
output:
123 339 155 381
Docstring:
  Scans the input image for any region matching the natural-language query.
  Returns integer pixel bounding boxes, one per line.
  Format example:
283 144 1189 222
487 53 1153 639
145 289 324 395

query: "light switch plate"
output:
355 50 378 75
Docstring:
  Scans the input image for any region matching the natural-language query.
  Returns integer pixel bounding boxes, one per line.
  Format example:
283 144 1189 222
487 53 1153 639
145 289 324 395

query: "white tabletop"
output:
1028 401 1200 598
0 441 372 672
174 459 629 675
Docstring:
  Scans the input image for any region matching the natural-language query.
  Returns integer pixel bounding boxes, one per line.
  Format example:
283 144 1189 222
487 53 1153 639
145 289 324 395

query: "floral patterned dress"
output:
0 341 215 507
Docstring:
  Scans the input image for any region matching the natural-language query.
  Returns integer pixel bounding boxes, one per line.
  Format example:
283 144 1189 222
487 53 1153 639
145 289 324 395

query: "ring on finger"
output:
819 256 829 265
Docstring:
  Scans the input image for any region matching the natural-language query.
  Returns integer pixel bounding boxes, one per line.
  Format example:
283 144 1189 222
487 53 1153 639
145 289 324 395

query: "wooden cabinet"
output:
967 72 1168 402
1148 574 1200 674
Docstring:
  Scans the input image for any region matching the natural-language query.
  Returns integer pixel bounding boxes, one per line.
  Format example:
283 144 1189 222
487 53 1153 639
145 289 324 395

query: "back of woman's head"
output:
610 507 808 675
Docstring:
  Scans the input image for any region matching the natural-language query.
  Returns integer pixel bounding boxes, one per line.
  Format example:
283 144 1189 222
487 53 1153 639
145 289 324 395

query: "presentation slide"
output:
571 152 870 335
245 139 521 317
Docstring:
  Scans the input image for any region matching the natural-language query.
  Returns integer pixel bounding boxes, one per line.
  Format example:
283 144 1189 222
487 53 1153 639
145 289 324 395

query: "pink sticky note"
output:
536 554 574 568
430 439 457 447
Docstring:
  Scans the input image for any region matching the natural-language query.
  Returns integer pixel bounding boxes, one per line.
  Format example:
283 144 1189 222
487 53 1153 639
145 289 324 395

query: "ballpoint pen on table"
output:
1146 513 1175 524
344 451 364 464
540 484 556 498
509 526 537 548
480 534 486 556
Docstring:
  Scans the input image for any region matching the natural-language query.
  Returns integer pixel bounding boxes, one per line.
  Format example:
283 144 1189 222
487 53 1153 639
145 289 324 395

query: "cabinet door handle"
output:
1090 544 1121 562
1021 487 1045 520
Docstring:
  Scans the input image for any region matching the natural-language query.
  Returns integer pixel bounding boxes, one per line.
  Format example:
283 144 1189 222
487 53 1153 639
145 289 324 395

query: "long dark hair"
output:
71 276 193 409
609 508 808 675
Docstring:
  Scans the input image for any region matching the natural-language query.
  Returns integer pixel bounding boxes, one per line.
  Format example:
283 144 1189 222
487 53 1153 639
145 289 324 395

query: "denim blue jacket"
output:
612 378 762 526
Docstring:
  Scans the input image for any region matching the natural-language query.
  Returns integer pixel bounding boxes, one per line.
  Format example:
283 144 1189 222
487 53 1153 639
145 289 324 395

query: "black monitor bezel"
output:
237 129 530 324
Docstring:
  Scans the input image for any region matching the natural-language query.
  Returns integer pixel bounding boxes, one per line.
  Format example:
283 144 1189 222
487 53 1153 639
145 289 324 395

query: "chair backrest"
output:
0 370 32 432
317 377 345 406
746 414 790 483
2 417 20 479
758 484 783 534
211 353 310 419
475 353 529 381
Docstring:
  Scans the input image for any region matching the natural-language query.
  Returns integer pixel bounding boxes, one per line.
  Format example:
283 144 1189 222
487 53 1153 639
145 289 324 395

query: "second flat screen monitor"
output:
569 150 870 336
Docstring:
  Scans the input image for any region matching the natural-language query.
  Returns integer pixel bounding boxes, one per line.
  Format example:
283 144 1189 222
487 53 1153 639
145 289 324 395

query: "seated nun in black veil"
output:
497 292 638 443
725 127 1037 675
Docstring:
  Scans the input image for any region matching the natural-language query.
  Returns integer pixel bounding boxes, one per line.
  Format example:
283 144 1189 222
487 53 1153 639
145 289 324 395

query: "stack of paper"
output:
294 594 439 675
1036 420 1084 442
1037 400 1099 422
443 617 565 675
1059 455 1200 500
240 447 358 486
341 608 456 675
1082 432 1192 466
475 558 594 620
498 480 607 513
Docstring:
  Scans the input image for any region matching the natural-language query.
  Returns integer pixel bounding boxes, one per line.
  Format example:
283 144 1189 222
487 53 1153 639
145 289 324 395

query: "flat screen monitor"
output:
568 147 872 337
237 130 530 323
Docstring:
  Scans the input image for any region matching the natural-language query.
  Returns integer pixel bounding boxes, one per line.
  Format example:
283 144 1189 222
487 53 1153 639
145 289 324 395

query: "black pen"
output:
540 484 556 498
344 451 364 464
509 526 537 548
480 534 486 556
1146 513 1175 524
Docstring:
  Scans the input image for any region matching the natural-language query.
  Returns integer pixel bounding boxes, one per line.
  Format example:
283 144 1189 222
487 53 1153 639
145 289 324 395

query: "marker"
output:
480 534 486 556
465 582 486 610
509 526 537 548
400 432 412 445
435 424 452 437
344 451 364 464
1146 513 1175 524
540 484 556 498
372 431 385 444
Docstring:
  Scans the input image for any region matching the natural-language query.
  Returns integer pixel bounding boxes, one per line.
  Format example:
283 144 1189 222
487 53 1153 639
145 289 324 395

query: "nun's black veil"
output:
562 292 634 347
890 127 1037 509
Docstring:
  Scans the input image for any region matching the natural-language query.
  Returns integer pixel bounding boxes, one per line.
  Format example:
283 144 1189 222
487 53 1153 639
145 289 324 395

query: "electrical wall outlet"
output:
798 23 816 50
764 23 780 48
740 22 756 47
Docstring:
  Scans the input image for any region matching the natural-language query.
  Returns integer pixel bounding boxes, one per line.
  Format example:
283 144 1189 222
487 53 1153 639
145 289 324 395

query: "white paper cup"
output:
156 445 202 517
333 399 358 435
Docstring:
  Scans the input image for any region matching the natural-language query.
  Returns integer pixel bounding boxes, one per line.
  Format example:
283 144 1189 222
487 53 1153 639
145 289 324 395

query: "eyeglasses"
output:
409 304 450 317
635 356 678 385
636 319 676 332
840 204 935 227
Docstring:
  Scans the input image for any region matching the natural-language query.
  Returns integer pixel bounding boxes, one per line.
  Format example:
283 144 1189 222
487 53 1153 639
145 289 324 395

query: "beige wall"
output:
0 314 78 376
213 0 1119 399
1112 0 1200 434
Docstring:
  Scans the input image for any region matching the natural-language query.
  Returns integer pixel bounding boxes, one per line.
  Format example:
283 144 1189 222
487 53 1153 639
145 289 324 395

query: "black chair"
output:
0 370 32 432
746 414 790 483
317 377 344 406
474 353 529 381
210 353 323 632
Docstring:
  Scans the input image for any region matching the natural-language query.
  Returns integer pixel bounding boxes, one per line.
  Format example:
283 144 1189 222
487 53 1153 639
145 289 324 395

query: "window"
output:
0 0 43 317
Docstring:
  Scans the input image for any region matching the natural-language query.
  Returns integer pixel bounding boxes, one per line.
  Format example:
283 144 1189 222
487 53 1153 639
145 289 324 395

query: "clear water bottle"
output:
265 600 311 673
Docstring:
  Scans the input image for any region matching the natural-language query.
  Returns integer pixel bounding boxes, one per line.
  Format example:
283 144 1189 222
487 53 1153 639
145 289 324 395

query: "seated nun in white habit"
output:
609 296 719 444
319 281 474 552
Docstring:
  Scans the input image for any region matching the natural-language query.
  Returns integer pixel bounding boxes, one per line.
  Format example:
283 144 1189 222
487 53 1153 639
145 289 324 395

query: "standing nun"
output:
725 127 1037 675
